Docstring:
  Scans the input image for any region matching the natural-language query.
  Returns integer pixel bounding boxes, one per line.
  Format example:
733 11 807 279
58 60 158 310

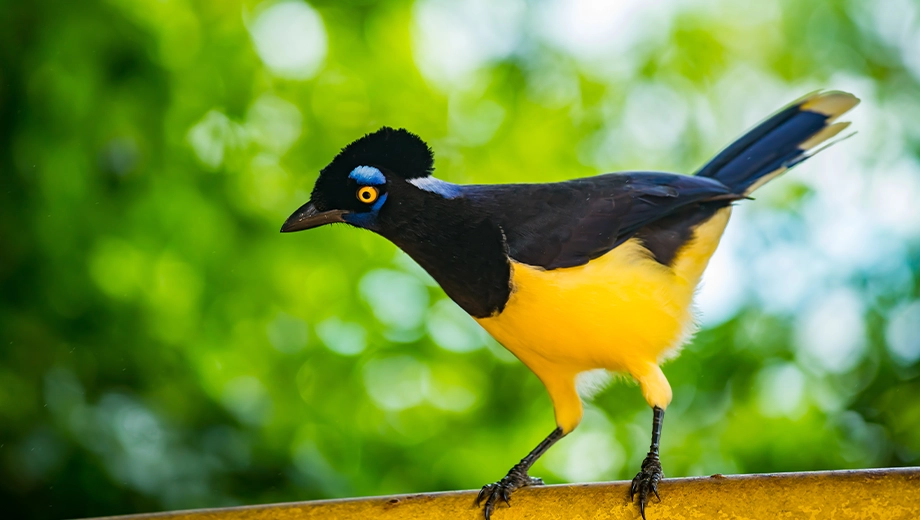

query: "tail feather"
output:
695 91 859 195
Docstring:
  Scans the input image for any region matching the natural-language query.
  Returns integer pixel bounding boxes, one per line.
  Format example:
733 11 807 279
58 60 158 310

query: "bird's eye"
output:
357 186 379 204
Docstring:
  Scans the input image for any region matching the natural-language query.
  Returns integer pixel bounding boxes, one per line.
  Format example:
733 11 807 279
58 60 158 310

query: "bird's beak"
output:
280 202 348 232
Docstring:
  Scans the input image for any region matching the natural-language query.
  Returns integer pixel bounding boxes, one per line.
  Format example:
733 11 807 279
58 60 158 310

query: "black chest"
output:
378 194 511 319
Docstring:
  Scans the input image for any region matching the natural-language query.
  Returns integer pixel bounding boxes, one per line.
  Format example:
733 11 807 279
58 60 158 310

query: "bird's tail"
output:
695 91 860 195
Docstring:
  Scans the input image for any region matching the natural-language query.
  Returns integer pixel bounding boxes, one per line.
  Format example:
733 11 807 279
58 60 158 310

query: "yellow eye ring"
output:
357 186 379 204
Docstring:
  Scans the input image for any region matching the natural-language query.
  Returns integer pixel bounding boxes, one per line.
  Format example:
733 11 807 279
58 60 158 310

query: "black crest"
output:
323 127 434 180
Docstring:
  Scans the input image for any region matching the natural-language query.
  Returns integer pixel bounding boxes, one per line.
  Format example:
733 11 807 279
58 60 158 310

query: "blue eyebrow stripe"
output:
349 166 386 185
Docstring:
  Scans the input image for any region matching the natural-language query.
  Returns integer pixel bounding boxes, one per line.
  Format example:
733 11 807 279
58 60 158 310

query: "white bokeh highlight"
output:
796 289 867 374
544 407 624 481
363 356 429 411
757 363 806 417
886 301 920 365
248 1 327 80
536 0 678 70
411 0 525 88
359 269 430 332
246 94 303 155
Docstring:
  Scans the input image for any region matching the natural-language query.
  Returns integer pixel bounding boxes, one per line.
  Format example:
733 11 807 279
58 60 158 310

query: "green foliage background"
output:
2 0 919 518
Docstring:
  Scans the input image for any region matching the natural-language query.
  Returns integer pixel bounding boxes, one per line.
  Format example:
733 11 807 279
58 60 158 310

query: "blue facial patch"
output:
349 165 386 185
370 192 388 212
344 192 388 230
408 176 462 199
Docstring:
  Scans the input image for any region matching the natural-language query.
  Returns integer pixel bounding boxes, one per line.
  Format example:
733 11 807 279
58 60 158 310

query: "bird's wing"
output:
464 172 738 269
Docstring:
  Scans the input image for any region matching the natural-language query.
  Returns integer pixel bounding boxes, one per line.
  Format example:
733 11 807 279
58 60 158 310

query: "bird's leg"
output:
630 406 665 519
476 427 564 520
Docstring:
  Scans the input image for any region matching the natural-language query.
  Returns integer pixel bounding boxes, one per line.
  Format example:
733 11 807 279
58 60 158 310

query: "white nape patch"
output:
576 369 613 400
408 176 462 198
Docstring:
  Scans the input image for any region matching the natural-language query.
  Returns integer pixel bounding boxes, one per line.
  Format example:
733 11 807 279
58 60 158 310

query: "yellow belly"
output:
475 208 731 431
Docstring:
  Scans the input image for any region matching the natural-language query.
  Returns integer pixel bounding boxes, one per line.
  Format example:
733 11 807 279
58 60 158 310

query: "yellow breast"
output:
475 208 731 378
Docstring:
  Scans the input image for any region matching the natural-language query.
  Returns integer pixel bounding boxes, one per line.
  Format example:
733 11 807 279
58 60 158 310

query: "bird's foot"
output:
630 452 663 520
476 465 544 520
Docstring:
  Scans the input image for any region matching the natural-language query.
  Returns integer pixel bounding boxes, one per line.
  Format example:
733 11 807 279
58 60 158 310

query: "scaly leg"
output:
630 406 665 520
476 427 564 520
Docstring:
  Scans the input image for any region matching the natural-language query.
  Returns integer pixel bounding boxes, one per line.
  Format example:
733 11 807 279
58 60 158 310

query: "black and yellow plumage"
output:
281 91 859 519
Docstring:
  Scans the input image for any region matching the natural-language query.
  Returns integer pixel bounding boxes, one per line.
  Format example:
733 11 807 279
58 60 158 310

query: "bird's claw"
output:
630 453 663 520
476 466 544 520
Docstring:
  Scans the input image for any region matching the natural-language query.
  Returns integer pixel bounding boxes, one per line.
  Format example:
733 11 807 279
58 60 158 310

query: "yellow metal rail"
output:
91 467 919 520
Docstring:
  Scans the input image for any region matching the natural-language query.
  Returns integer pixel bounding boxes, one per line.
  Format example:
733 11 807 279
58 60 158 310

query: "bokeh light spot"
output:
544 408 623 481
267 312 309 354
412 0 524 88
796 289 867 374
246 94 303 155
756 363 807 418
315 317 367 356
363 356 429 411
426 299 485 353
248 1 327 80
886 301 920 365
221 377 272 426
359 269 429 331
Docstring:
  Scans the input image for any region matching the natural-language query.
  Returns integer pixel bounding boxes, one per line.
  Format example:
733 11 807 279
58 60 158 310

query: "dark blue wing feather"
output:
463 172 737 269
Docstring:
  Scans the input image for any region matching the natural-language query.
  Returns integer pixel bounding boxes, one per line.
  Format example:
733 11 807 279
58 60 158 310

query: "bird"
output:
281 90 859 520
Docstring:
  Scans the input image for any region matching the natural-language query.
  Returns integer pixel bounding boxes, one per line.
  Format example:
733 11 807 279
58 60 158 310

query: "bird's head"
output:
281 127 455 233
